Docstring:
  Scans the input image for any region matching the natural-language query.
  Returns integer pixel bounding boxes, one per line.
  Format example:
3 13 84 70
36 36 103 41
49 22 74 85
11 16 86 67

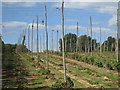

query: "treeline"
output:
59 33 120 52
0 36 28 53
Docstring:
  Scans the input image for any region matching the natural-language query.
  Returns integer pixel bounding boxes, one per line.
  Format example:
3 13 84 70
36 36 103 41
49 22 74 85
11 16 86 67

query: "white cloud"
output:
2 0 22 2
92 21 101 25
98 5 117 15
53 2 118 28
28 23 45 30
48 24 116 37
3 21 28 28
2 1 119 28
3 2 38 7
2 0 120 2
108 15 117 28
3 21 116 38
64 0 119 2
3 21 46 31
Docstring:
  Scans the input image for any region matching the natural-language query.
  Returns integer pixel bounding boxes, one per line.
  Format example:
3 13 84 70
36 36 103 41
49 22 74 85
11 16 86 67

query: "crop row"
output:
49 51 120 71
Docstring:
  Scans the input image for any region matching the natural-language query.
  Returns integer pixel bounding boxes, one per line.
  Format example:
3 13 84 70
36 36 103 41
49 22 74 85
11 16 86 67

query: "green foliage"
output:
32 57 34 60
51 80 63 89
109 60 120 71
82 56 87 63
94 59 103 67
114 61 120 71
51 77 74 89
58 64 63 66
88 56 95 65
103 36 116 51
106 63 114 70
66 76 74 88
38 69 50 75
77 55 82 61
53 51 119 71
3 44 17 53
17 84 26 89
59 33 77 52
4 63 16 69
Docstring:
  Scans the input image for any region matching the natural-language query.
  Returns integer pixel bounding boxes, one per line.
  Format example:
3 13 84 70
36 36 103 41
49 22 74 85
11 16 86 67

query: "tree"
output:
59 33 77 52
77 35 98 52
102 36 116 51
77 35 88 52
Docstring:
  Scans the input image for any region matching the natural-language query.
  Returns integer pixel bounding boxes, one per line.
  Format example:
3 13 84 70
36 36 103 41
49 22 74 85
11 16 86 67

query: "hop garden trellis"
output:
15 1 120 86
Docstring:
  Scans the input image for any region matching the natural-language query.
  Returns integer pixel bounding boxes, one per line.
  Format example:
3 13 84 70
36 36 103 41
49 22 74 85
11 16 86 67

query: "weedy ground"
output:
2 52 119 89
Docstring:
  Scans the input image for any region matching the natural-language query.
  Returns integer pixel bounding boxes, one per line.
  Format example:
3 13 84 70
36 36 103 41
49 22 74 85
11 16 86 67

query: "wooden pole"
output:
107 37 109 52
62 1 66 83
65 38 67 52
57 27 59 51
25 30 26 52
28 26 30 53
43 34 45 52
100 26 102 55
52 30 54 51
116 9 119 62
76 22 78 53
45 5 49 70
87 28 90 53
90 16 93 56
31 21 34 57
36 16 39 62
70 37 72 52
40 36 42 52
94 33 96 52
104 31 106 52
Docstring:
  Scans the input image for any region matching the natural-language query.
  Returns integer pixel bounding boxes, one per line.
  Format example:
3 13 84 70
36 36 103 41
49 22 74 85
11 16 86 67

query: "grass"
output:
38 53 119 88
4 52 118 88
32 54 85 88
2 53 28 88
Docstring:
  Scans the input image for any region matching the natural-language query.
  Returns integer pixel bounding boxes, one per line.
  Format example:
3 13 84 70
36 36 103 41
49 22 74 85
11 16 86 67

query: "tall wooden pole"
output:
65 38 67 52
36 16 39 62
87 28 90 53
107 37 109 52
116 9 119 62
28 26 30 53
94 33 96 51
45 5 49 70
25 29 26 52
43 33 45 52
57 27 59 51
31 21 34 57
100 26 102 55
76 22 78 53
62 1 66 83
40 36 42 52
52 30 54 51
70 37 72 52
90 16 93 56
104 31 106 52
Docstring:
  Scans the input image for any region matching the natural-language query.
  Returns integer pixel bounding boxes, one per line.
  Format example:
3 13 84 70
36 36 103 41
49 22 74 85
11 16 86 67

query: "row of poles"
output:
16 1 119 84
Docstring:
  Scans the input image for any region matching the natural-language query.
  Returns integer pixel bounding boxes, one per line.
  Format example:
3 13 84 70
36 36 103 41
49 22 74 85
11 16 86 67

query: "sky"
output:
1 1 120 51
